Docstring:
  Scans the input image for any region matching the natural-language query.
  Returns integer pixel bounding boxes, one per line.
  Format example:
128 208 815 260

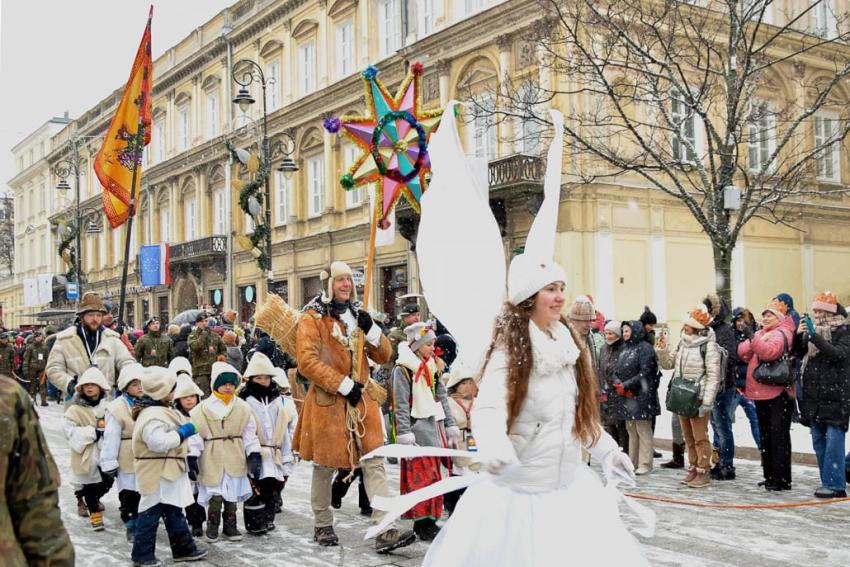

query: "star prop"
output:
324 63 442 228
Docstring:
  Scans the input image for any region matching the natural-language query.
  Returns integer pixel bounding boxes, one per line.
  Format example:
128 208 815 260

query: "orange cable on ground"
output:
624 492 850 509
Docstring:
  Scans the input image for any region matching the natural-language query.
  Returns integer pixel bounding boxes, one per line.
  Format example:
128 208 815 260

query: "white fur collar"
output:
529 320 580 376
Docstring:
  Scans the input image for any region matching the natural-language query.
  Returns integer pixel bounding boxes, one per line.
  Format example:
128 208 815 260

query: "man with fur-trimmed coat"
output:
294 261 416 553
46 292 135 401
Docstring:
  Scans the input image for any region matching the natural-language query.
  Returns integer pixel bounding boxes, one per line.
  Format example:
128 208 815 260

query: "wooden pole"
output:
117 118 145 326
354 201 380 384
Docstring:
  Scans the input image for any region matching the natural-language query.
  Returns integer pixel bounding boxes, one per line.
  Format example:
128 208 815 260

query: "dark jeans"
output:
810 422 847 491
711 388 737 469
755 392 794 487
604 420 630 453
735 391 761 450
118 489 141 524
131 503 197 564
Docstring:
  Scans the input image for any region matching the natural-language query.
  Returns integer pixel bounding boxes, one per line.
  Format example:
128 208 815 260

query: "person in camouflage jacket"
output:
23 332 50 406
187 313 225 396
0 333 18 382
0 376 74 566
134 318 174 368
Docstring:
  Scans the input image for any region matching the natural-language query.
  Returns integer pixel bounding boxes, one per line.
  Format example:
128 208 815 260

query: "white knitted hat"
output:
76 366 110 393
173 374 203 399
445 360 476 390
507 254 567 306
320 261 357 303
405 322 437 352
141 366 178 401
168 356 193 378
244 352 276 379
117 362 145 391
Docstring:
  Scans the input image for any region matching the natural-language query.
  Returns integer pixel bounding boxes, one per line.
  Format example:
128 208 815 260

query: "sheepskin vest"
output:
192 398 251 486
107 397 136 473
249 397 296 467
65 402 104 476
132 406 188 495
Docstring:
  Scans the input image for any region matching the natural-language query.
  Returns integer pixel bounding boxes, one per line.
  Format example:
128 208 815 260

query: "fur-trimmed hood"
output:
703 292 730 322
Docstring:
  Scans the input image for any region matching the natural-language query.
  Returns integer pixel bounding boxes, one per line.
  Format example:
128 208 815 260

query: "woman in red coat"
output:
737 299 796 491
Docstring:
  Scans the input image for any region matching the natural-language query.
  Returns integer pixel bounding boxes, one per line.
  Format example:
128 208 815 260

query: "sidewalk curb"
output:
653 438 817 466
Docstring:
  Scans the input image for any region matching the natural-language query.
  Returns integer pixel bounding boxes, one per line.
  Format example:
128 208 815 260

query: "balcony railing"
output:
488 154 545 190
170 235 227 264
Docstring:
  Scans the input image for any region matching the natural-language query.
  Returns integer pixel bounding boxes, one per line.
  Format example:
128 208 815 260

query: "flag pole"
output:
117 118 144 326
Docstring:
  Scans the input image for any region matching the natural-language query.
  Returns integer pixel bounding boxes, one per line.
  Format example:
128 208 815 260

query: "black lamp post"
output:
231 59 298 292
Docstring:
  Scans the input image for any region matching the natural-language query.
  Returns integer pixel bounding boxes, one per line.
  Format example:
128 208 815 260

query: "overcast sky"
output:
0 0 234 191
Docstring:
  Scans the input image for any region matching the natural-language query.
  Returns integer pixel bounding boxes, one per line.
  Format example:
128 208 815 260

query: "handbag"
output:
665 375 701 418
753 332 794 387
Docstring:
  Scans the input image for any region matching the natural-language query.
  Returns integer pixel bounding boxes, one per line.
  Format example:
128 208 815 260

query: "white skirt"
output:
422 464 649 567
198 473 252 506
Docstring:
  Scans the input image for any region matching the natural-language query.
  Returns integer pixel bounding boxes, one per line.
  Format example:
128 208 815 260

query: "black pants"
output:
118 489 141 524
443 484 467 516
332 468 370 511
81 473 114 513
604 421 630 453
755 392 794 487
184 490 205 529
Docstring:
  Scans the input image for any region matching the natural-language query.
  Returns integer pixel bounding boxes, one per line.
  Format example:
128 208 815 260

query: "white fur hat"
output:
507 254 567 306
141 366 178 401
272 367 290 389
173 374 203 400
168 356 193 377
117 362 145 391
244 352 276 379
320 261 357 303
76 366 110 393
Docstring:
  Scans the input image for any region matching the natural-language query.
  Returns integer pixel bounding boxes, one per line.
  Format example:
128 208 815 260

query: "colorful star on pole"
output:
324 63 442 228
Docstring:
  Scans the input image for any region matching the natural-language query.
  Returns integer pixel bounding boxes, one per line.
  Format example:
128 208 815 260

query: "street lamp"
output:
53 134 100 310
231 58 298 292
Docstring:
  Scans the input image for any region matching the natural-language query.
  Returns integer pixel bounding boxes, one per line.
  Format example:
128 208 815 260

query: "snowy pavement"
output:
36 401 850 566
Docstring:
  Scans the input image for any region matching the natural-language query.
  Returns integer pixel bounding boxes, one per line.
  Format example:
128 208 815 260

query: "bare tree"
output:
470 0 850 304
0 197 14 276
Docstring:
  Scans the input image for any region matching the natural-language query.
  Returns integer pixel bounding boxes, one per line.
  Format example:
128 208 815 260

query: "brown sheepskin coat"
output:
293 300 391 468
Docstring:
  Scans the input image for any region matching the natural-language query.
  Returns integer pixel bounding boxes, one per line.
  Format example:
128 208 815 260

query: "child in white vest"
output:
188 361 260 543
131 366 207 565
239 353 299 534
442 362 479 515
101 362 145 542
63 366 112 531
171 360 206 539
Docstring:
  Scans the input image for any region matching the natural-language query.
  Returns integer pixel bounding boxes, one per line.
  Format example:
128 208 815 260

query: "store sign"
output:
66 282 78 300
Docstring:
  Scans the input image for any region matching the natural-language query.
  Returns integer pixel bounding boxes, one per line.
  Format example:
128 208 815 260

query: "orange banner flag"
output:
94 6 153 229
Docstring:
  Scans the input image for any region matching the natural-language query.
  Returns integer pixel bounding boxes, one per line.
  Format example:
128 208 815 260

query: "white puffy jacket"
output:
473 321 619 493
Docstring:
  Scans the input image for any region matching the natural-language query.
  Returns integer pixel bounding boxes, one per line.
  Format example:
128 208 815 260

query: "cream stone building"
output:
20 0 850 330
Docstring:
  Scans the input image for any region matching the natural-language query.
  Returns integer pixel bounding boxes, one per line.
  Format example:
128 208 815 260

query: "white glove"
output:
698 404 712 418
484 454 519 476
396 432 417 446
601 450 636 488
446 426 461 449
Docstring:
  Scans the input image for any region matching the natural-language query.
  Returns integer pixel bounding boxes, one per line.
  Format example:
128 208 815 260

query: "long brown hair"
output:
480 298 601 447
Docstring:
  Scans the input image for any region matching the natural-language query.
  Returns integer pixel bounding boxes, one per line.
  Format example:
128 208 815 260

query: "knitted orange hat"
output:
812 291 838 314
683 305 712 330
762 299 787 319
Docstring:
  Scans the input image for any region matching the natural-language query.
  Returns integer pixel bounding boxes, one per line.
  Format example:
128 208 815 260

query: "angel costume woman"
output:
392 103 651 566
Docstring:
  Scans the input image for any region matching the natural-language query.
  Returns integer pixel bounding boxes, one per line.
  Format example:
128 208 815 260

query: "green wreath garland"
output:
224 139 271 271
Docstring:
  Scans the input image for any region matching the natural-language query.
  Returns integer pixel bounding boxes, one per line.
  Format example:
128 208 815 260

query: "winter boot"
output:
222 502 243 541
314 526 339 546
375 527 416 554
205 497 222 542
76 494 89 517
40 398 48 407
274 490 283 514
661 443 685 469
413 518 441 541
711 447 720 467
687 470 711 488
243 495 268 536
680 467 698 485
90 511 105 531
264 500 277 532
172 547 209 562
125 519 136 543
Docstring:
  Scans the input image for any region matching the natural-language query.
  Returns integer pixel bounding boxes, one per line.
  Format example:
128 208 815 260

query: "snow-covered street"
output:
36 401 849 566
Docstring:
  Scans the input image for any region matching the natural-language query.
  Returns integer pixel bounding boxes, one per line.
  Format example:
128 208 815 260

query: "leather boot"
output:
375 527 416 554
205 497 222 542
660 443 685 469
222 501 243 541
76 494 89 517
314 526 339 546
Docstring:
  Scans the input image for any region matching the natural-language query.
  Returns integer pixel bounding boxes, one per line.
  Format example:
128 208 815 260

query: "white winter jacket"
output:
656 328 722 406
473 321 619 493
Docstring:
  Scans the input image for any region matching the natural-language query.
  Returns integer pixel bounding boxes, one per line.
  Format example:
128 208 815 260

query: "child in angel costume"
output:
363 104 653 566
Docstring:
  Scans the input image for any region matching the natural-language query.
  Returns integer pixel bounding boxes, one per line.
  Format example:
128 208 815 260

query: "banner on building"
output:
139 243 171 287
23 278 39 308
37 273 53 304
